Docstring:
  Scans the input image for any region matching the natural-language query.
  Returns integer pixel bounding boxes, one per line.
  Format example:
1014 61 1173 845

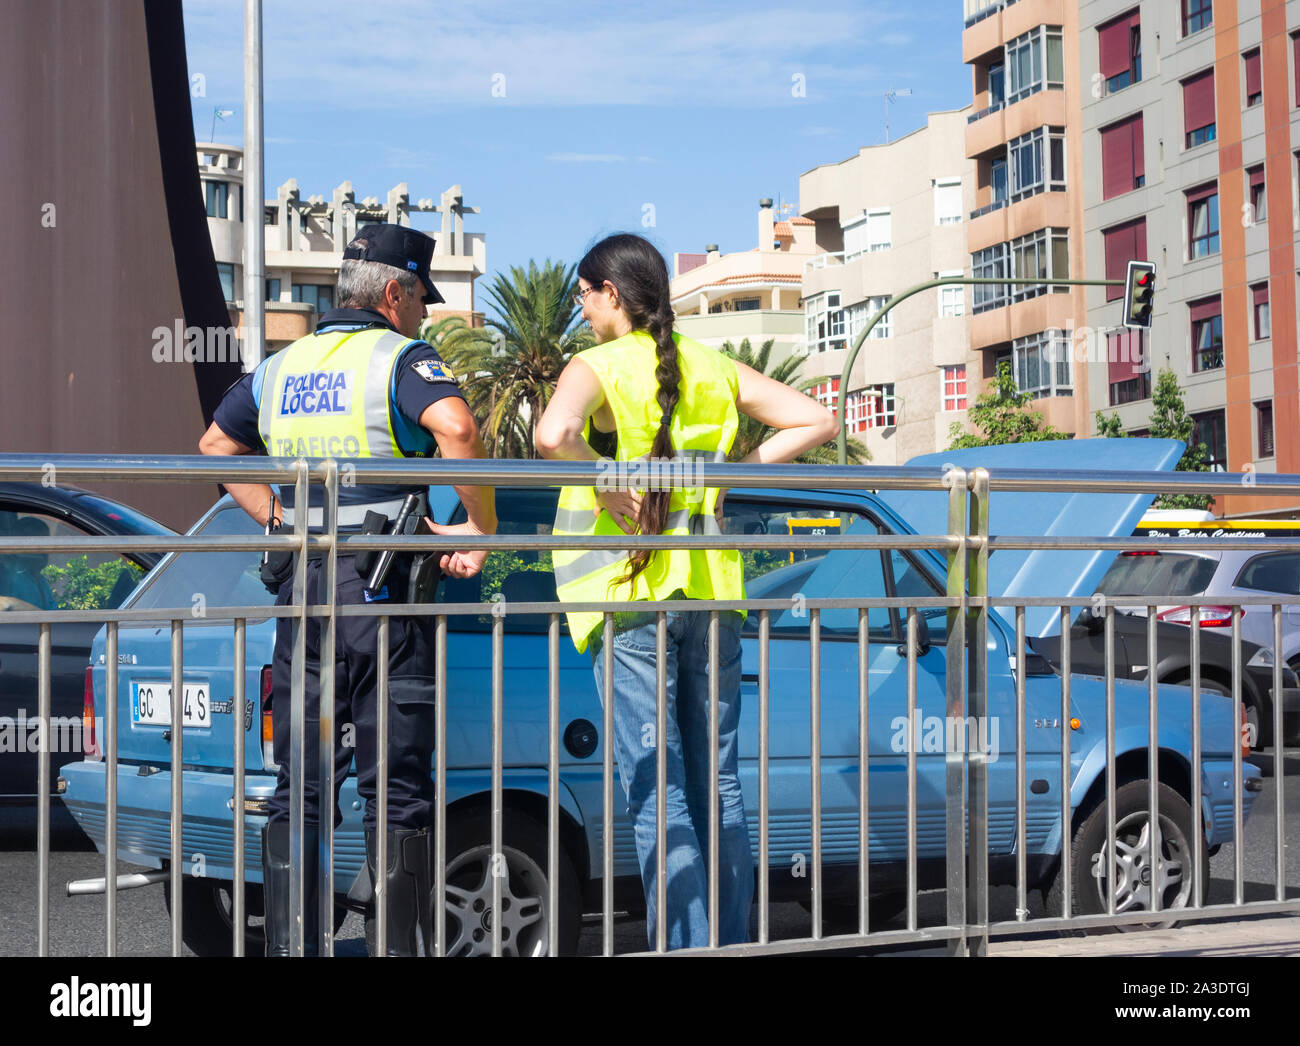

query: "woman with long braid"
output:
536 233 837 949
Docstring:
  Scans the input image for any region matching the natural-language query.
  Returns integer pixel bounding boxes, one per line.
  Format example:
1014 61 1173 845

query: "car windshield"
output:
1095 552 1219 597
128 504 273 612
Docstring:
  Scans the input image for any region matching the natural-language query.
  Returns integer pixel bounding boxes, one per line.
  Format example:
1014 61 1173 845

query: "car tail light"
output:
1157 605 1238 628
1241 703 1251 757
82 667 100 759
1121 550 1161 557
261 665 277 769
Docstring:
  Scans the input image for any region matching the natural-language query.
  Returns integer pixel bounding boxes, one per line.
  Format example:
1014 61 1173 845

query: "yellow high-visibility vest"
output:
553 330 745 653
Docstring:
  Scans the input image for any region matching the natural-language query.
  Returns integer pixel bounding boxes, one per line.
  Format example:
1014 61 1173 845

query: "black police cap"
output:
343 223 445 305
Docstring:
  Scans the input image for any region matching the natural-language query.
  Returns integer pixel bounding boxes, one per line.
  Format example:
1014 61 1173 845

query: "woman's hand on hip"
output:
596 489 642 534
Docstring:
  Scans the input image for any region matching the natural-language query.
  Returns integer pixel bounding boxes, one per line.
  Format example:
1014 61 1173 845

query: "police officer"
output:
199 224 497 955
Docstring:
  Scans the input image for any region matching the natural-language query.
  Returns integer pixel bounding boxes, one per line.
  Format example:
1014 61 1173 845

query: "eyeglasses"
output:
573 284 605 308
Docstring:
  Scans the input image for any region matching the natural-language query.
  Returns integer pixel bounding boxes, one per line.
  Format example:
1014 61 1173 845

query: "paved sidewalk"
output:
987 916 1300 957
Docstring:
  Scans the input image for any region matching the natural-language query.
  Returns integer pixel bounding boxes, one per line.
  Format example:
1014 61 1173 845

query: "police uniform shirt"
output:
213 307 464 456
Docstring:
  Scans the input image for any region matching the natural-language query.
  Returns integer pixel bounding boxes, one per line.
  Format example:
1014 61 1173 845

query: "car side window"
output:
0 509 143 612
1234 553 1300 596
438 488 562 634
129 505 272 612
889 548 947 641
723 498 892 638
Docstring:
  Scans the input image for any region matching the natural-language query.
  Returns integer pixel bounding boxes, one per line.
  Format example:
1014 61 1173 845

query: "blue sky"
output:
183 0 969 291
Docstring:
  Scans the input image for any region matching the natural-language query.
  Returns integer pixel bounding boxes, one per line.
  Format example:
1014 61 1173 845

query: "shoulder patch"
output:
411 359 457 384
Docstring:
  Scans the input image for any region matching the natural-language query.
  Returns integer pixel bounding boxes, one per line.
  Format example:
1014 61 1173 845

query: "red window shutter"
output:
1183 69 1216 135
1249 165 1265 190
1253 283 1269 307
1103 219 1144 302
1189 296 1221 323
1108 330 1145 383
1101 118 1134 200
1099 14 1133 80
1186 181 1217 204
1244 50 1262 100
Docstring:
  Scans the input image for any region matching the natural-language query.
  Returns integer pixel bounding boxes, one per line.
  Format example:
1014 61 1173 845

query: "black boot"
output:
261 822 321 957
365 828 433 956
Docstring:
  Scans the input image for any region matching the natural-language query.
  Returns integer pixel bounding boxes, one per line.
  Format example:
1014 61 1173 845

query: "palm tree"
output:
719 338 869 464
431 261 593 459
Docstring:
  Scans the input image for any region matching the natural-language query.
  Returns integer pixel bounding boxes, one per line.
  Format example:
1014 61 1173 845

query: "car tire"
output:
436 809 581 957
1048 780 1205 932
163 876 346 957
1165 673 1267 750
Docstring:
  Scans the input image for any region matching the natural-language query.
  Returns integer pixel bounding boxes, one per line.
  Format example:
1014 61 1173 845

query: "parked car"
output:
0 483 172 799
59 439 1261 955
1086 548 1300 746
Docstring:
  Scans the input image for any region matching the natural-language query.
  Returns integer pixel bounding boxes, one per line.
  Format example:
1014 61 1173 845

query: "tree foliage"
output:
946 361 1069 449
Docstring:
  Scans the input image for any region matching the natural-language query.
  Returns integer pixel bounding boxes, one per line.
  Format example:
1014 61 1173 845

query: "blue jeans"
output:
591 608 754 950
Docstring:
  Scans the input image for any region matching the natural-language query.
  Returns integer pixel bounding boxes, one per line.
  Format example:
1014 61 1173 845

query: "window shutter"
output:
1186 181 1217 204
1108 330 1145 383
1103 219 1144 302
1294 33 1300 107
1183 69 1216 135
1098 13 1134 80
1249 166 1265 191
1244 49 1262 100
1253 283 1270 307
1189 296 1221 324
1101 113 1143 199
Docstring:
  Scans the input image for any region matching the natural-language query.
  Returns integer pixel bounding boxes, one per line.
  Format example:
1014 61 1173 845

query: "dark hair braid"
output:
577 234 680 586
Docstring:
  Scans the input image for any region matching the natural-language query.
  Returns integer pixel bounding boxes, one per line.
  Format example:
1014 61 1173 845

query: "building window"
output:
972 242 1009 313
1189 296 1223 372
1183 0 1212 37
734 297 760 311
844 388 869 434
988 61 1005 107
1098 9 1141 94
805 292 846 353
1008 126 1067 201
1012 330 1072 398
1257 401 1275 458
1293 32 1300 108
942 365 968 410
1108 329 1150 405
1183 69 1216 148
205 180 229 219
1006 26 1065 104
938 272 965 317
292 283 334 314
1009 227 1070 302
1252 282 1271 340
1186 184 1219 259
1247 165 1266 224
864 384 897 428
265 277 281 302
844 211 890 259
990 156 1009 209
1192 409 1226 471
842 214 868 260
846 296 891 341
866 209 891 252
216 262 235 302
1243 49 1262 107
934 178 963 225
1103 218 1148 303
1100 112 1145 200
812 378 840 414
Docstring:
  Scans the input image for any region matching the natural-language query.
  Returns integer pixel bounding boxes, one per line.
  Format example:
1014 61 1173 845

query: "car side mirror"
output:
897 611 933 658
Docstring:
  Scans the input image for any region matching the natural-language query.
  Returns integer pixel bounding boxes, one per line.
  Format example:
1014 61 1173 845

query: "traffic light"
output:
1123 260 1157 329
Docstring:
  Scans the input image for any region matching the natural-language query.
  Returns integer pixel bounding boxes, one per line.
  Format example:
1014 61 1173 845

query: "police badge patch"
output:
411 359 456 384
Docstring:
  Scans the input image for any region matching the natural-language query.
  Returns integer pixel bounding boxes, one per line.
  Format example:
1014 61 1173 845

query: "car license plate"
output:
132 681 211 729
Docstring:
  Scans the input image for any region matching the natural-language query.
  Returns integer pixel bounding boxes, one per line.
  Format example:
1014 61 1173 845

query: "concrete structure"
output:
798 109 977 463
963 0 1091 437
197 144 486 355
1078 0 1300 518
669 201 815 362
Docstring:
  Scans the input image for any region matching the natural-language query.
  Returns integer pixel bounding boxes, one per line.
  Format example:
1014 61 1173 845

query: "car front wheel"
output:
1055 780 1205 931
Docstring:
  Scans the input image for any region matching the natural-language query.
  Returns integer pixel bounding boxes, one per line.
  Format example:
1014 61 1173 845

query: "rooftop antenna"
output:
884 86 911 144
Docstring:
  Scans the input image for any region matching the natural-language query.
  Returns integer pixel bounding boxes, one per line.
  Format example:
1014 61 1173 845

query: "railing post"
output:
966 468 990 956
943 467 968 956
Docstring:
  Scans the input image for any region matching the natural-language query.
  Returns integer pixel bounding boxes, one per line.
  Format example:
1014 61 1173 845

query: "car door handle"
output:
741 673 759 683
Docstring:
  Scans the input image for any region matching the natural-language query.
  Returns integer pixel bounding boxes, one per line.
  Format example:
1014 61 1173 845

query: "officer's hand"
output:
424 520 489 579
596 489 642 535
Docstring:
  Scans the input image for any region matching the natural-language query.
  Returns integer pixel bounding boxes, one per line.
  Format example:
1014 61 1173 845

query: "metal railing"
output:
2 453 1298 956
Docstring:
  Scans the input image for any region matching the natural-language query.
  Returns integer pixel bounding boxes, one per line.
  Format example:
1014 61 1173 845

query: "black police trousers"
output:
266 553 437 831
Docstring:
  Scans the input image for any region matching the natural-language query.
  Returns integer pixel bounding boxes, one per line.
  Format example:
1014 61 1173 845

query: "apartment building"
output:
798 109 977 463
197 143 486 355
963 0 1091 435
669 200 815 362
1079 0 1300 517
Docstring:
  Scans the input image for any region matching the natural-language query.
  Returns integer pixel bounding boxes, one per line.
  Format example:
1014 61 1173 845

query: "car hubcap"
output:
443 846 548 957
1090 810 1191 915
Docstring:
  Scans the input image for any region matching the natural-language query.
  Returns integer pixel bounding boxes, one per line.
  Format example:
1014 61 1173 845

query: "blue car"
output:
60 440 1261 954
